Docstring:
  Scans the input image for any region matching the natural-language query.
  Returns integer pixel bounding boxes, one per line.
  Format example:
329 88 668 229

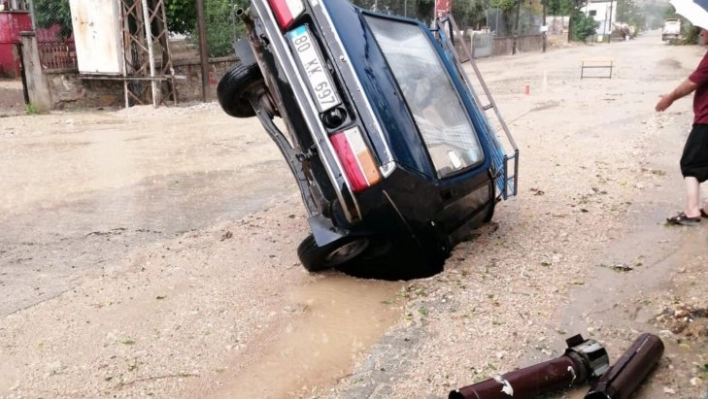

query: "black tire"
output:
297 234 370 272
484 180 497 223
217 62 263 118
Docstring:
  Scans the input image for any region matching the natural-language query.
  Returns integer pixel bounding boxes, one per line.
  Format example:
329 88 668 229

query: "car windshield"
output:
365 15 484 178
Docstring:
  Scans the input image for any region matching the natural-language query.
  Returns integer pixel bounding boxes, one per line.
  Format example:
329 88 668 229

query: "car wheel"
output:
483 181 497 223
217 62 263 118
297 234 370 272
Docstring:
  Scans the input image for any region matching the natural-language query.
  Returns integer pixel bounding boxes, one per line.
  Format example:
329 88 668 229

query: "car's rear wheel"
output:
483 181 497 223
217 62 263 118
297 234 370 272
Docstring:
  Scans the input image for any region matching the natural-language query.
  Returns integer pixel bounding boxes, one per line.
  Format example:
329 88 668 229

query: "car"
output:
217 0 518 278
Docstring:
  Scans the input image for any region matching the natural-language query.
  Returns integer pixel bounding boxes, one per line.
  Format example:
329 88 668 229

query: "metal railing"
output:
37 39 76 69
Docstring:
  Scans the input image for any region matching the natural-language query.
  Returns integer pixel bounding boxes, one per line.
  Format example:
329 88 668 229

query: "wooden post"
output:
196 0 210 102
512 0 521 54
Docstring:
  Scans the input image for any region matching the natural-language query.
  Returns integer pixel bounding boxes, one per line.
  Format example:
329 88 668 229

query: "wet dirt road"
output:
1 31 707 398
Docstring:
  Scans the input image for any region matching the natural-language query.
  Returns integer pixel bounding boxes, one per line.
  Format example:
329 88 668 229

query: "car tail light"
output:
330 127 381 193
267 0 304 29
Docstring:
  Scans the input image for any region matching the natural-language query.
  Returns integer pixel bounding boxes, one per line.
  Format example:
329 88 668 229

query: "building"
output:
581 0 618 36
0 1 31 78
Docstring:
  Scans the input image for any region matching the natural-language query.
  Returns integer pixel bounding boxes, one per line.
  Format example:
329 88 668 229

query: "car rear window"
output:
365 15 484 178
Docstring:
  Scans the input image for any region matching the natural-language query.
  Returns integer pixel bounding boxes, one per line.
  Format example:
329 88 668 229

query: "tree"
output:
165 0 197 34
616 0 646 32
33 0 73 39
165 0 244 57
571 9 597 40
451 0 488 29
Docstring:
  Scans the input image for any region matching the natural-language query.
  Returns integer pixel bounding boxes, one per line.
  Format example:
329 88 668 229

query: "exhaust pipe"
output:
584 333 664 399
449 335 609 399
236 8 254 30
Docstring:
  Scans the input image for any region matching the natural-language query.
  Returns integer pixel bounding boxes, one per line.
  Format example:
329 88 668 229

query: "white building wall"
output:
581 0 618 35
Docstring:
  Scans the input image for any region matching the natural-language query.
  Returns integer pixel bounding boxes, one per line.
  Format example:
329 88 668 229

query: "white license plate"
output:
287 26 341 113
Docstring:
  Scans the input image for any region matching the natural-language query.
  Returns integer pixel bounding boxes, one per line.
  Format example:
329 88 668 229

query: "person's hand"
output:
656 94 674 112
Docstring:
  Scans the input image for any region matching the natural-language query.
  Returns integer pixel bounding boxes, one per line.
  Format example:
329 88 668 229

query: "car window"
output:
365 15 484 178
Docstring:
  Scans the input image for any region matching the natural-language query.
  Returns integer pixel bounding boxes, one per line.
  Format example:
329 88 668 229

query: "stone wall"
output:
173 56 237 103
39 55 238 110
44 69 124 109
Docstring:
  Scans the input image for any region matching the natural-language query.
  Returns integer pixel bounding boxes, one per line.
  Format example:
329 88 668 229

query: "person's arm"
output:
655 78 699 112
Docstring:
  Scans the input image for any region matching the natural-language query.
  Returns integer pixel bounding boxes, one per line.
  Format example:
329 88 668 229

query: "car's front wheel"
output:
217 62 263 118
297 235 370 272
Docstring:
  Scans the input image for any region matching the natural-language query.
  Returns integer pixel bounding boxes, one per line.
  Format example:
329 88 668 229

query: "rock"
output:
670 320 688 334
684 322 708 338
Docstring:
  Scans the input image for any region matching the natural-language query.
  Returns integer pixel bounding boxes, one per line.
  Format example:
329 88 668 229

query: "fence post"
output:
512 0 521 55
27 0 36 30
542 0 547 52
196 0 210 102
19 31 52 111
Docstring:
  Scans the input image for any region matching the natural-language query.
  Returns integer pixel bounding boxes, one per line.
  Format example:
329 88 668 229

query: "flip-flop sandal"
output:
701 209 708 219
667 212 701 226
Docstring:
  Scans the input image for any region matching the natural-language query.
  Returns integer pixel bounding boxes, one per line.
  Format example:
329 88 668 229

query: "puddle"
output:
216 275 404 398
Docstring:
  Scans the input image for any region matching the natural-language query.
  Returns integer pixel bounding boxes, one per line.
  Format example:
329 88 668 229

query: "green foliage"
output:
616 0 645 32
571 9 597 40
204 0 242 57
165 0 243 57
33 0 73 38
350 0 435 22
165 0 198 35
547 0 572 15
490 0 517 12
642 2 670 30
451 0 488 29
25 103 39 115
682 24 701 44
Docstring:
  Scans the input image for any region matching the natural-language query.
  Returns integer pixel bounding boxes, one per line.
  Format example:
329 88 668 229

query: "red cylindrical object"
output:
584 333 664 399
450 356 583 399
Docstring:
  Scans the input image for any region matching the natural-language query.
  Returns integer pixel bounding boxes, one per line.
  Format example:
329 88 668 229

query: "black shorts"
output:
680 123 708 183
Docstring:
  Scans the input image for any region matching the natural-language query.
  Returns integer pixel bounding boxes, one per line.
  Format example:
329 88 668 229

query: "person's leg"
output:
684 176 701 218
669 124 706 224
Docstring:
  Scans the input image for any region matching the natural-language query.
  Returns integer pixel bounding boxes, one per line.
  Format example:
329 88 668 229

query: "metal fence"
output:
27 0 77 70
25 0 245 71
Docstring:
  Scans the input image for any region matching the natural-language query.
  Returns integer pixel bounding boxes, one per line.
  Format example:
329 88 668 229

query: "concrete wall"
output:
44 69 124 109
40 55 238 110
172 56 237 102
22 30 239 111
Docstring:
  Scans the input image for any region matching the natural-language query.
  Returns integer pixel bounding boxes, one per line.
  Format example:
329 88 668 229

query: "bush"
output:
572 10 598 41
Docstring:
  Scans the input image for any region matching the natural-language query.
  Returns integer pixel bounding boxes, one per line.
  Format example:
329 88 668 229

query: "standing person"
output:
656 29 708 225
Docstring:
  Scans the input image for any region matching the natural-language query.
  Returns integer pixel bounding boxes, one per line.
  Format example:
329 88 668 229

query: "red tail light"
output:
267 0 305 29
330 127 382 193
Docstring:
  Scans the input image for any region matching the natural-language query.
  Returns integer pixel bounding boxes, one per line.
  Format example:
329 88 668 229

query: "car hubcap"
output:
325 239 369 265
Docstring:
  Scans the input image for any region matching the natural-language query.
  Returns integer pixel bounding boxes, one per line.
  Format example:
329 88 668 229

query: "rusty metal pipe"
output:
236 8 254 31
449 335 609 399
584 333 664 399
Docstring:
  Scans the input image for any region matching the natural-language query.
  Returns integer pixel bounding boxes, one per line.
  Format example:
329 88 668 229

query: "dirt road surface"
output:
1 31 707 399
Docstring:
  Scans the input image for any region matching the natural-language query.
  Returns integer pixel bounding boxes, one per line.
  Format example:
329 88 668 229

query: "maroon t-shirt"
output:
689 51 708 123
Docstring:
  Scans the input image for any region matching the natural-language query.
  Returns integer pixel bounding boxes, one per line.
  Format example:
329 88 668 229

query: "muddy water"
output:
217 275 404 399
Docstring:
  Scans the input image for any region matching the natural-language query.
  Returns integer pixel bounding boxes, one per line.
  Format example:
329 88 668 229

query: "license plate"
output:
287 26 341 113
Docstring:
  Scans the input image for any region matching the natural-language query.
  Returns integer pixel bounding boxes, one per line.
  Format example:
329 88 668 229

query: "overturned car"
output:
218 0 518 278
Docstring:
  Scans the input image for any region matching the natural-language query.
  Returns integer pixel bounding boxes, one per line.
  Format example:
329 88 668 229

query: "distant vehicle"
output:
662 18 681 41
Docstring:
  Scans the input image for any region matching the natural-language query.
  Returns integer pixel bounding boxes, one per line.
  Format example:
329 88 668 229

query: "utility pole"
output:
512 0 522 54
542 0 547 52
607 0 614 43
196 0 210 102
